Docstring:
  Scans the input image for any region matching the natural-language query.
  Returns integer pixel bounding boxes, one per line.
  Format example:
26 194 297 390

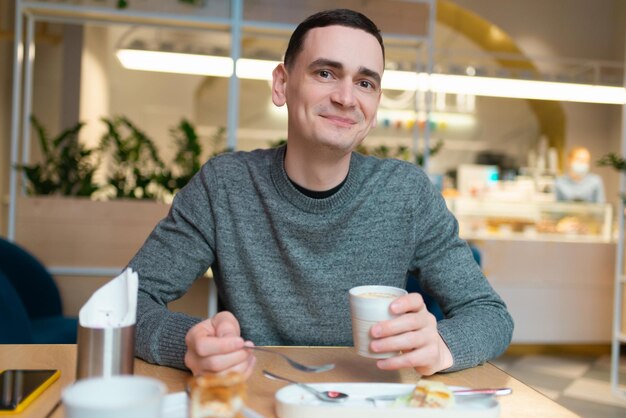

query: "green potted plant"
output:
98 116 167 200
155 121 228 196
597 152 626 201
17 115 99 197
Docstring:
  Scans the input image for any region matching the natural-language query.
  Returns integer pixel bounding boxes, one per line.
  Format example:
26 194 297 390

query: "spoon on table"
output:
262 370 348 402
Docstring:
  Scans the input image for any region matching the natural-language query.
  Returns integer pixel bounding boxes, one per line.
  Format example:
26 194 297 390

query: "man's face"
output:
273 25 384 155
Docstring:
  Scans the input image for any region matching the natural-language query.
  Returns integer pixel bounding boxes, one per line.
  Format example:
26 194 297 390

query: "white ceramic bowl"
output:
62 375 166 418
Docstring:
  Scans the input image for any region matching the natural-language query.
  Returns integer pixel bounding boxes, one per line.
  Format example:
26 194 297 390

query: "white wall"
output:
452 0 622 62
80 25 109 150
31 29 64 147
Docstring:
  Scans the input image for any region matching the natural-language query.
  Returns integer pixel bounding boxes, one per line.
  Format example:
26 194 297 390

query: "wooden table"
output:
1 345 580 418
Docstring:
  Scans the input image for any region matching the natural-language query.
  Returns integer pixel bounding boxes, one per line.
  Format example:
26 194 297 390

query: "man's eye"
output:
319 70 331 78
359 80 374 89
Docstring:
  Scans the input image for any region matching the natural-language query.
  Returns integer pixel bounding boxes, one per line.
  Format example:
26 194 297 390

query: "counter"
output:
447 198 615 343
448 198 613 243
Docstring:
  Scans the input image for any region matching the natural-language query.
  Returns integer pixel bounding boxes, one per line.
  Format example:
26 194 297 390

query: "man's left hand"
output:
369 292 453 375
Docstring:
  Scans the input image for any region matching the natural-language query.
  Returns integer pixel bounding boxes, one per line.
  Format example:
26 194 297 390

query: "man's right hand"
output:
184 311 256 378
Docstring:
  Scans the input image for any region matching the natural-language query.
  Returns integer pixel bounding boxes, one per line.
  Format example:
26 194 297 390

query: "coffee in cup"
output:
349 285 408 359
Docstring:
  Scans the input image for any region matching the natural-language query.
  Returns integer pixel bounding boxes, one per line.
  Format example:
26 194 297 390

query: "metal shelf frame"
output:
610 31 626 401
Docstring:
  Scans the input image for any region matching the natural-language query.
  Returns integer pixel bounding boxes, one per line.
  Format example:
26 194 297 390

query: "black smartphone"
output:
0 369 60 414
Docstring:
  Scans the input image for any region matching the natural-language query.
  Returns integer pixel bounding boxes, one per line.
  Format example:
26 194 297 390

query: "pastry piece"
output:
408 380 455 408
188 372 246 418
555 216 589 235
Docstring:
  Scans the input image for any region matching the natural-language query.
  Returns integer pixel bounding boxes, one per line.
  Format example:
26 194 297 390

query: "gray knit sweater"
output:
129 146 513 372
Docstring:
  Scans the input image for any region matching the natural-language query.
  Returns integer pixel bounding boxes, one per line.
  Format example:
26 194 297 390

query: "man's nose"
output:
330 80 356 107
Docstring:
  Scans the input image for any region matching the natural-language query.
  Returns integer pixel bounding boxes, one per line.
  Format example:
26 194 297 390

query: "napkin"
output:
79 268 138 328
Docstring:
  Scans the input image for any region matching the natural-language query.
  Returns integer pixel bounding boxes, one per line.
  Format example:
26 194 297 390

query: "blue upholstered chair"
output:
405 273 445 320
406 244 482 321
0 269 34 343
0 238 77 343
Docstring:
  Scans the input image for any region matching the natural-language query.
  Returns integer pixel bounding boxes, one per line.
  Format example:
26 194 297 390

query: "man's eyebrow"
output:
358 66 382 86
308 58 344 71
308 58 382 86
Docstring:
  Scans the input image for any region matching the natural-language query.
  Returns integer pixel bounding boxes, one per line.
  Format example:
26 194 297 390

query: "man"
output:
129 9 513 379
555 146 605 203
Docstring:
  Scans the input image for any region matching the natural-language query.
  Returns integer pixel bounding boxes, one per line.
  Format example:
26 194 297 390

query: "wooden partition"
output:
13 196 210 318
15 196 170 267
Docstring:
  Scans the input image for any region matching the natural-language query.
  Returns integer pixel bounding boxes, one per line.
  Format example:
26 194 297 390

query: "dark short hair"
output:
283 8 385 69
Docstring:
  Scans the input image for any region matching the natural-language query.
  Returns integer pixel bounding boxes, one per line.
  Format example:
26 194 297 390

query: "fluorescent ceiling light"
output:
429 74 626 105
116 51 626 105
116 49 234 77
236 58 279 80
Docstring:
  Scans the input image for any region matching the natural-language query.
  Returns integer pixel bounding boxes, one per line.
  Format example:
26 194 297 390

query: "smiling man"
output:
275 24 384 186
129 9 513 379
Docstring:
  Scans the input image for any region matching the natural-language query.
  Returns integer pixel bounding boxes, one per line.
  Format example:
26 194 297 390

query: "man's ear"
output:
272 63 288 106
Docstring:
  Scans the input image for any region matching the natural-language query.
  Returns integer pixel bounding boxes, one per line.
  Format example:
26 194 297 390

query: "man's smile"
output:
320 114 358 127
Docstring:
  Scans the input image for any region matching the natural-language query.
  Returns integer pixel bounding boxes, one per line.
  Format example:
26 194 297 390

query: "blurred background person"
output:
555 146 605 203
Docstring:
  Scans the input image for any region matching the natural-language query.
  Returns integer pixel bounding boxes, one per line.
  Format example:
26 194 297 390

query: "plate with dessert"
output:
162 391 264 418
275 380 500 418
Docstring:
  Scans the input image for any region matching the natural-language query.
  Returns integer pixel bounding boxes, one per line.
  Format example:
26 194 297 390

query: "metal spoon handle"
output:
248 347 335 373
262 370 348 403
454 387 512 396
262 370 324 399
263 369 299 385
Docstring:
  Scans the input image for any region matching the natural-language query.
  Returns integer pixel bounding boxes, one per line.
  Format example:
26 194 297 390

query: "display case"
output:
447 197 613 243
448 197 616 344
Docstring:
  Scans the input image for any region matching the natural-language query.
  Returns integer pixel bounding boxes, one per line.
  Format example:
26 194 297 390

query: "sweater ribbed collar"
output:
270 145 361 214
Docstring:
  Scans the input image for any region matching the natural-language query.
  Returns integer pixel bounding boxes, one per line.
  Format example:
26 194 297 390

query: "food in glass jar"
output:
188 372 246 418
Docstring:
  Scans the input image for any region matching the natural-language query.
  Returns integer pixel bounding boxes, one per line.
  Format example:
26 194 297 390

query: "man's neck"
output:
284 142 351 191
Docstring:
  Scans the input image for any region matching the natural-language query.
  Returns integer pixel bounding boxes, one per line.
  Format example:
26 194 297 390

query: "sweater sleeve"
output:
409 173 514 372
128 163 219 370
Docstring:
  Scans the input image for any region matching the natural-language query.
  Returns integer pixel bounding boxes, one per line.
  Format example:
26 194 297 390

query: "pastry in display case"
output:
447 197 613 242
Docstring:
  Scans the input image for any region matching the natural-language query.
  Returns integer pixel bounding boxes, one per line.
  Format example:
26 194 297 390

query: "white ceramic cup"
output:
62 375 166 418
349 285 408 359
